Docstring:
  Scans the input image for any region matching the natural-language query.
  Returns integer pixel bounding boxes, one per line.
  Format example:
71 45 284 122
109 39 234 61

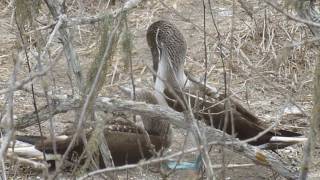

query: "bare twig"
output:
44 0 84 93
6 154 48 170
57 14 124 176
0 57 61 96
77 139 252 180
14 96 299 179
263 0 320 28
41 0 143 29
0 58 18 180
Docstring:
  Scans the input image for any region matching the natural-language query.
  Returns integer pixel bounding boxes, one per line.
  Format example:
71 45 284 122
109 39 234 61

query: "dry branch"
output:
42 0 143 174
42 0 144 30
45 0 83 93
263 0 320 28
95 97 299 179
0 63 58 95
7 153 48 170
14 96 299 179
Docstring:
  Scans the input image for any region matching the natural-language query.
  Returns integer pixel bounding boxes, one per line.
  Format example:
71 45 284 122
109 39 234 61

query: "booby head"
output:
146 20 188 92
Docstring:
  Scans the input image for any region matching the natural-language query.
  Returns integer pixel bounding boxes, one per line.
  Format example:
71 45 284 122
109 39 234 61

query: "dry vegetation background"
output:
0 0 319 179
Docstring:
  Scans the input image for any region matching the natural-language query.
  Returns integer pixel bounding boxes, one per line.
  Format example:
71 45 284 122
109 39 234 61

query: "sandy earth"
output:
0 0 319 179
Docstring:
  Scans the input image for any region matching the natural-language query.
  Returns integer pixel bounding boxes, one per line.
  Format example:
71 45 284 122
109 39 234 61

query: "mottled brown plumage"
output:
17 128 168 166
15 88 172 167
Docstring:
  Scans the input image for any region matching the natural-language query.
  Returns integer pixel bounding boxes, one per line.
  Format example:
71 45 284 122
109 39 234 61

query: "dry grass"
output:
0 0 319 179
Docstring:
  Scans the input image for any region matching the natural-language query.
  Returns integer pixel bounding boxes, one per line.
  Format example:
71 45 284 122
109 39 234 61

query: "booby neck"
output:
154 52 188 93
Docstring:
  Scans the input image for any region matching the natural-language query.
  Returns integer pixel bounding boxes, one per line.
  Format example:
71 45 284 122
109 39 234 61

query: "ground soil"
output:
0 0 319 179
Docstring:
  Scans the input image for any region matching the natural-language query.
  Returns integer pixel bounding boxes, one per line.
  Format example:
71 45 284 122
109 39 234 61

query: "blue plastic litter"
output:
166 155 202 170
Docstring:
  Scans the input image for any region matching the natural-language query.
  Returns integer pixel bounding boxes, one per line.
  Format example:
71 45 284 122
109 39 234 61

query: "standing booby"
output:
146 20 305 149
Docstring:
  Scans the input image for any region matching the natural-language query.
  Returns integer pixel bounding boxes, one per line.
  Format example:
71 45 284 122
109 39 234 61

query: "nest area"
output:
0 0 319 179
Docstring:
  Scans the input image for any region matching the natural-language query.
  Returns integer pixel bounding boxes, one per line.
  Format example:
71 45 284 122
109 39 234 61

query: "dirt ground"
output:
0 0 319 179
